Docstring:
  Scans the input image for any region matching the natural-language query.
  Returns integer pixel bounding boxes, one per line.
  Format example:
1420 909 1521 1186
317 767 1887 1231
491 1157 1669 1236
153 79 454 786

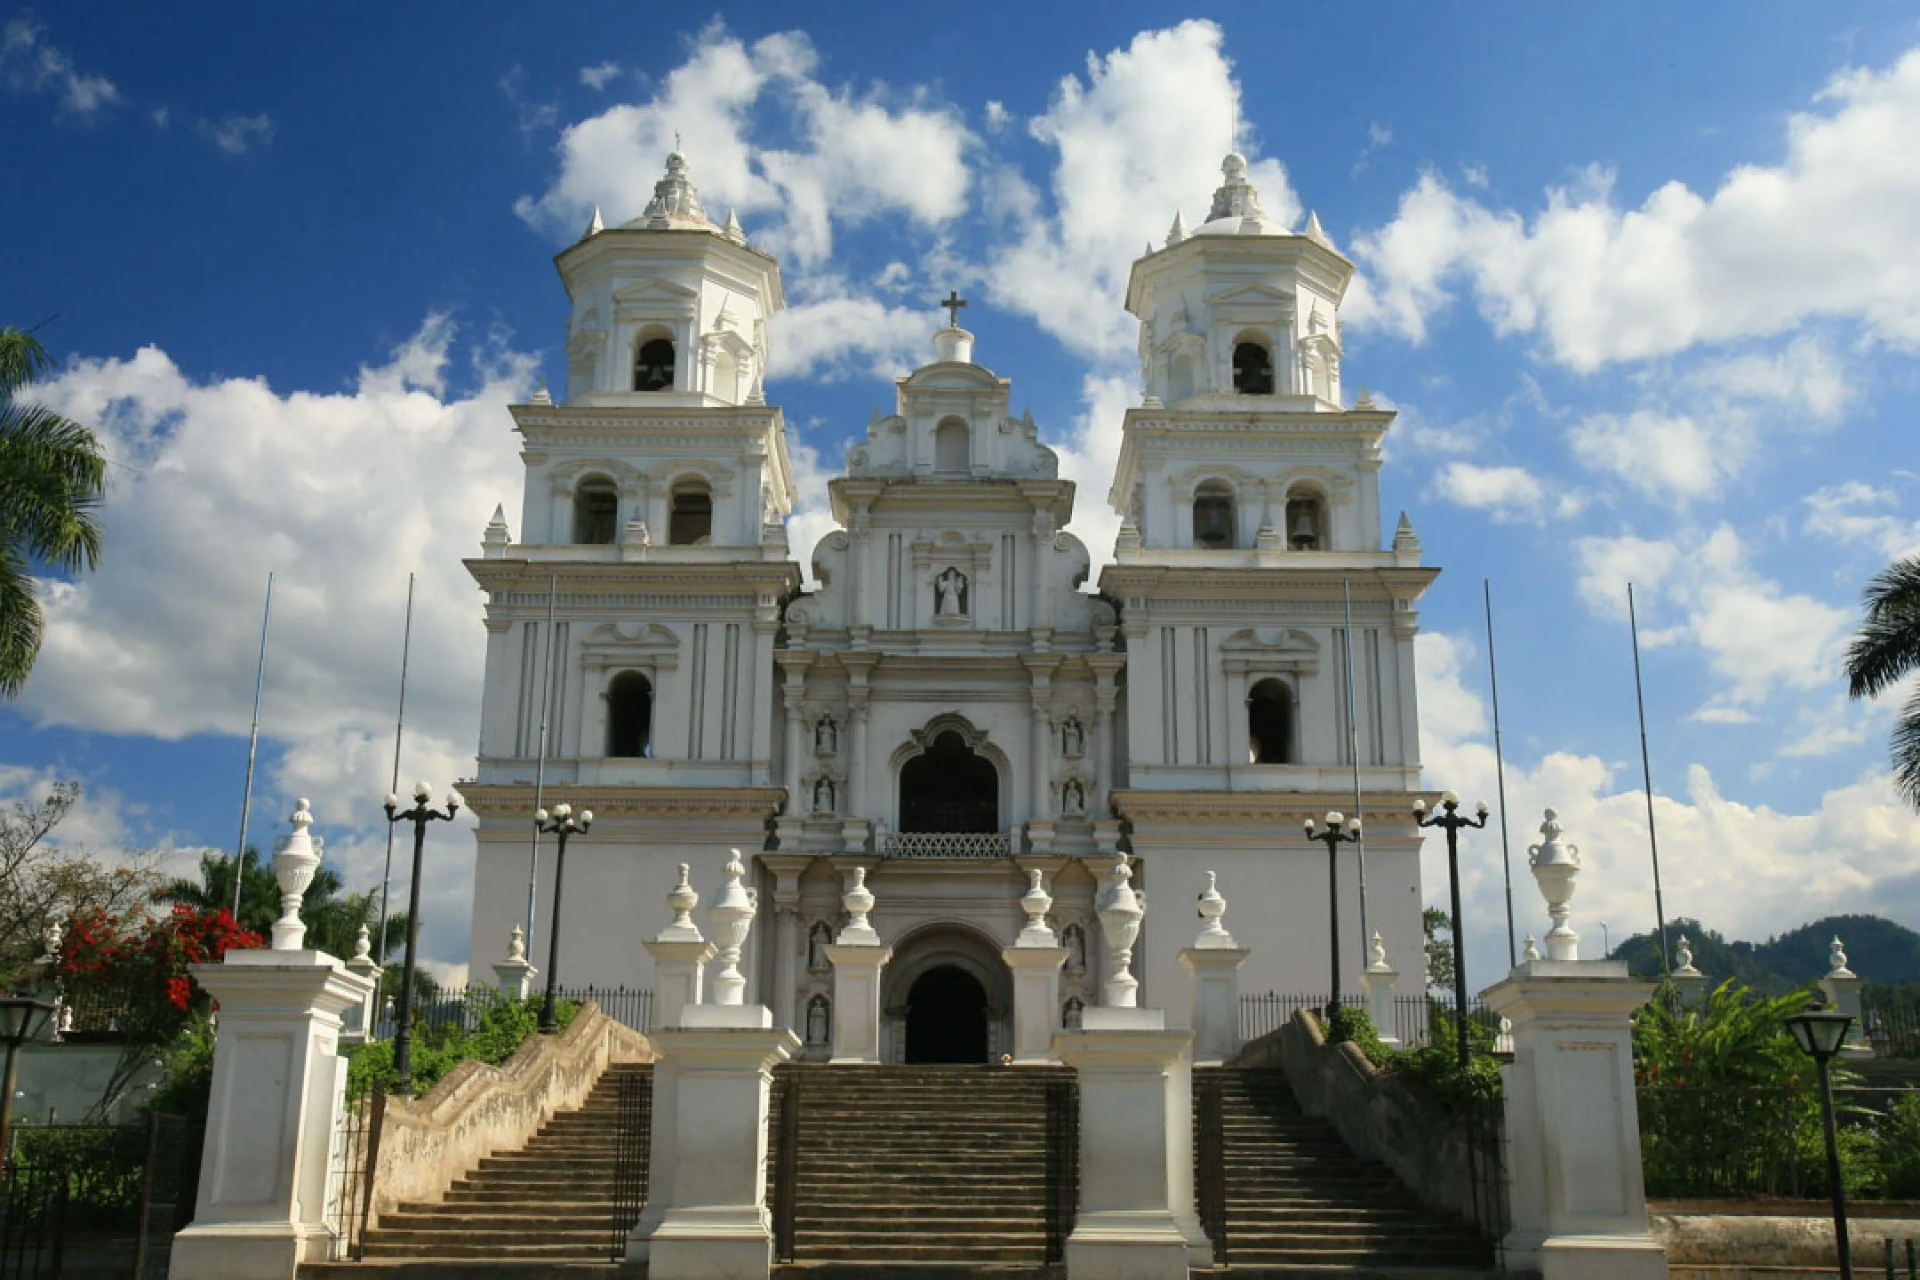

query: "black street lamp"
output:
534 803 592 1035
0 998 57 1194
1304 811 1363 1023
1415 791 1490 1071
383 781 461 1097
1786 999 1855 1280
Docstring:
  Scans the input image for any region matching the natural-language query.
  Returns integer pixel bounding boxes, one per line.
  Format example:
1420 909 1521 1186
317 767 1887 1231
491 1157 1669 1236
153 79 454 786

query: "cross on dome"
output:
939 289 968 328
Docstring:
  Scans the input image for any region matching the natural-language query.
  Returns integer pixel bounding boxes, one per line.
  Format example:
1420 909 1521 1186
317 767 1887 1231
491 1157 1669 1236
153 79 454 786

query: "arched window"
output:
1233 340 1274 395
572 476 618 544
1286 488 1326 550
634 337 675 392
669 482 713 545
607 672 653 758
899 730 998 833
1247 678 1293 764
1192 482 1235 550
934 417 970 474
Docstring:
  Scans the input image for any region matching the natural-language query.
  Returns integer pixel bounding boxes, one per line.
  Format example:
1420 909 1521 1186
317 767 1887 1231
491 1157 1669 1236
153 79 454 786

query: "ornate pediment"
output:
1219 627 1320 676
580 621 681 671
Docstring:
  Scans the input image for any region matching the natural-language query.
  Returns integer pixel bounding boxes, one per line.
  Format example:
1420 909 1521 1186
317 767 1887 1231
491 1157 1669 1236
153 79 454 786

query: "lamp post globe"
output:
382 784 460 1096
1786 999 1856 1280
535 805 593 1035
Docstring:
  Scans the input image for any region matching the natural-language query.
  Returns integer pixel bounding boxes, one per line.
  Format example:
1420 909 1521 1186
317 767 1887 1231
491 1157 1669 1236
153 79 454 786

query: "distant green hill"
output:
1609 914 1920 994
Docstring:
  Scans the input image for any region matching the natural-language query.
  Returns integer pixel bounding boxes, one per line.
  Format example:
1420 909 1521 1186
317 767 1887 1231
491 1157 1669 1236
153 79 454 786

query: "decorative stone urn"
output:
1016 869 1057 948
1096 855 1145 1008
706 850 758 1006
270 799 322 951
1194 871 1236 949
660 864 704 943
1527 808 1580 961
837 867 880 946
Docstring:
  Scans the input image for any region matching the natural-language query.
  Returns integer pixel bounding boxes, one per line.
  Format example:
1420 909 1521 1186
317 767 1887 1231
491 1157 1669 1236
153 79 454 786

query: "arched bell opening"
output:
634 334 676 392
1247 677 1294 764
1192 482 1236 550
899 730 998 833
1233 339 1274 395
606 671 654 758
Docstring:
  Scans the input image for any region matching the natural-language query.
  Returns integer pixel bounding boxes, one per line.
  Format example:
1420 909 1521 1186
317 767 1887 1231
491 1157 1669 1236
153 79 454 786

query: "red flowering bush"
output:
55 905 264 1114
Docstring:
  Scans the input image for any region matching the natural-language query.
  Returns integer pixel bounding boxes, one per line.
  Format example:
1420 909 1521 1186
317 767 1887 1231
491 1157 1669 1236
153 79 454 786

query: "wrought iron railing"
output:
880 831 1013 859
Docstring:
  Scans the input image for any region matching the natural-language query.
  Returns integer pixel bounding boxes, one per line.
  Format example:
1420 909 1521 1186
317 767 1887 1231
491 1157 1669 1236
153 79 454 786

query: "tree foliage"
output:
153 847 407 962
1845 554 1920 810
0 780 161 987
0 324 108 697
1422 906 1455 991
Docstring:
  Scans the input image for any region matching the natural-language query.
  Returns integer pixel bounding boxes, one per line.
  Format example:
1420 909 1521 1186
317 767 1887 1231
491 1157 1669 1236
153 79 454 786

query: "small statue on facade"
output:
935 566 968 616
1061 777 1086 816
812 775 837 814
1061 716 1085 758
814 715 838 754
806 994 832 1046
807 921 833 971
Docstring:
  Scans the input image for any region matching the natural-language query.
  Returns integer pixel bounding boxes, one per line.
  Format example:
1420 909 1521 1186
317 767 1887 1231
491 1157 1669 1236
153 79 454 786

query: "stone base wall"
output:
1232 1009 1485 1224
1656 1207 1920 1273
370 1003 654 1224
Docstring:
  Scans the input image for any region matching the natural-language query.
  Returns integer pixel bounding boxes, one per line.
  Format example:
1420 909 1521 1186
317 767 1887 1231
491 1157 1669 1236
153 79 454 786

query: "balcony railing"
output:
880 831 1013 859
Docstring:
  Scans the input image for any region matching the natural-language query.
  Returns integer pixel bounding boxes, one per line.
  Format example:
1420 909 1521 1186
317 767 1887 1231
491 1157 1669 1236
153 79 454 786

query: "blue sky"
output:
5 3 1920 986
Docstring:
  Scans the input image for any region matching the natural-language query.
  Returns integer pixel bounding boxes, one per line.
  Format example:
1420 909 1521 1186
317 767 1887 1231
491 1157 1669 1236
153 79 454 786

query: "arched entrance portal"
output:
904 966 988 1063
881 923 1011 1064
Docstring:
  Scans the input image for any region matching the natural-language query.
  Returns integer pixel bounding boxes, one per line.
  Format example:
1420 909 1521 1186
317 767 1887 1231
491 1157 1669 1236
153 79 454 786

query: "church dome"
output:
624 149 717 231
1193 152 1286 237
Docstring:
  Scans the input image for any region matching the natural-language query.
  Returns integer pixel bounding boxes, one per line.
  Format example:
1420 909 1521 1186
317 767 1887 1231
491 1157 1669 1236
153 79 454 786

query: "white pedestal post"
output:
169 952 375 1279
636 1005 799 1280
1055 1008 1198 1280
1178 947 1247 1066
1483 960 1668 1280
824 943 890 1064
1820 938 1872 1057
491 924 537 1000
649 938 717 1028
1005 947 1070 1064
1360 932 1402 1049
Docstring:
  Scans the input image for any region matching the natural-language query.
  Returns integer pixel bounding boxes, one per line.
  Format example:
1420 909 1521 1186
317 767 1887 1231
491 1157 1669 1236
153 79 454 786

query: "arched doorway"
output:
903 966 988 1063
899 730 998 832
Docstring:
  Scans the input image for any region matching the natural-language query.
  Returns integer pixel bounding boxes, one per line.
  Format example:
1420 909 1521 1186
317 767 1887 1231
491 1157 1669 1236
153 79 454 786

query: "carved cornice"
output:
463 783 787 819
1112 788 1438 830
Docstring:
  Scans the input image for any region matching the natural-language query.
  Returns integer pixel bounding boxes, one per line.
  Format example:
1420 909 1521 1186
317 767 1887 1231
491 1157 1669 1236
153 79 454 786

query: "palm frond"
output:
1893 683 1920 812
0 328 52 396
0 547 45 698
1846 556 1920 700
0 401 107 573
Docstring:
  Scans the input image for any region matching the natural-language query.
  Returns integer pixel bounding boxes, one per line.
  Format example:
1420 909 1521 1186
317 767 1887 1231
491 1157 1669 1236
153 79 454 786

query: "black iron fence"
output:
1042 1071 1078 1268
376 981 654 1040
0 1115 201 1280
1862 989 1920 1059
1239 991 1501 1049
1638 1083 1920 1200
324 1088 383 1261
608 1068 651 1261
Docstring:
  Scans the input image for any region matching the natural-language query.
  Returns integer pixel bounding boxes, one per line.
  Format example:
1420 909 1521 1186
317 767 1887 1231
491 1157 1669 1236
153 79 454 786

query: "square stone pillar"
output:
648 936 717 1029
1054 1008 1200 1280
1177 946 1247 1066
1482 959 1667 1280
169 951 375 1279
1004 945 1070 1064
824 942 891 1064
635 1004 799 1280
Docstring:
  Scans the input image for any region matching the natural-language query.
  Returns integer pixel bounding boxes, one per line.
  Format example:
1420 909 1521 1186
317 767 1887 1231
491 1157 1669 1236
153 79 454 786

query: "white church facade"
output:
461 149 1440 1061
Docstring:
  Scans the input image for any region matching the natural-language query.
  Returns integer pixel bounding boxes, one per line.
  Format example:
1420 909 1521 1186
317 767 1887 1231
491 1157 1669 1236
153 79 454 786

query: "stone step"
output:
381 1206 613 1227
360 1241 612 1260
365 1227 612 1248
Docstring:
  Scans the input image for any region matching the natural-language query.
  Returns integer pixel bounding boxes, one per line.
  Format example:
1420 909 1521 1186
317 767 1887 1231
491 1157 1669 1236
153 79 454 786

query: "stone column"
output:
645 864 715 1027
171 803 376 1280
824 868 890 1064
1819 937 1872 1056
341 925 381 1047
844 676 872 825
1359 932 1400 1049
1177 873 1248 1066
1004 870 1069 1064
492 924 537 1000
1481 809 1667 1280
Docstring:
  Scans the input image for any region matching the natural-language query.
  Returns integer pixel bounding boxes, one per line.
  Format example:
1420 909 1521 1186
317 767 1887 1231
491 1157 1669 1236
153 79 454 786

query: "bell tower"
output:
463 152 801 987
1099 154 1439 1025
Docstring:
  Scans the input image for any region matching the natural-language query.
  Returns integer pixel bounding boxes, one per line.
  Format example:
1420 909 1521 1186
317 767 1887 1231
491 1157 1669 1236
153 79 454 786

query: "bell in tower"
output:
1233 341 1274 395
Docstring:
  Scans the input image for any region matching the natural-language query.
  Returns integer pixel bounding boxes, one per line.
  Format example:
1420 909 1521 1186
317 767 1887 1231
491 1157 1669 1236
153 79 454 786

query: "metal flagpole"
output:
231 573 274 920
1343 579 1369 964
525 576 557 956
1628 583 1672 977
375 573 416 972
1484 579 1517 969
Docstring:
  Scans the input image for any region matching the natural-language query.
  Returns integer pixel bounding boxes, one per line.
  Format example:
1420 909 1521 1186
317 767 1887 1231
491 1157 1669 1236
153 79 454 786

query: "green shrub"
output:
343 991 578 1101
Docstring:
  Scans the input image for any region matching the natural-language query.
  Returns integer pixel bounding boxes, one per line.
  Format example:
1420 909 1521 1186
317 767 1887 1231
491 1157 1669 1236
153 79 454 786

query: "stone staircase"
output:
1201 1066 1500 1275
353 1061 651 1265
769 1063 1073 1276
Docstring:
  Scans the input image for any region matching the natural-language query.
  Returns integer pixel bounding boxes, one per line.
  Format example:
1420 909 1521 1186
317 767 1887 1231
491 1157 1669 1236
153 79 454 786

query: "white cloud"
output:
1055 373 1135 570
1682 336 1853 422
579 61 622 91
986 20 1300 362
1352 48 1920 369
515 25 971 269
1577 526 1851 709
150 106 170 130
1804 481 1920 561
770 286 941 383
1568 410 1730 502
984 100 1012 132
1 18 119 118
196 113 273 155
1461 163 1489 190
1428 461 1581 524
1413 630 1920 991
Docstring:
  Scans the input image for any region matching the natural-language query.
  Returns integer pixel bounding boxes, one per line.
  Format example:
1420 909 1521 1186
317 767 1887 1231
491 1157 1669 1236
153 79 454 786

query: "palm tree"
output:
0 325 107 696
154 850 408 959
1845 555 1920 810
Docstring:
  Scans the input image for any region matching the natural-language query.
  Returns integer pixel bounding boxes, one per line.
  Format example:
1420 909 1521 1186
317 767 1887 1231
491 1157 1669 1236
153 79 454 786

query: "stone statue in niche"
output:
807 921 832 971
1062 923 1086 972
806 995 831 1046
1061 778 1086 816
1060 717 1085 758
1062 996 1084 1031
935 566 969 616
814 715 837 754
812 775 836 814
